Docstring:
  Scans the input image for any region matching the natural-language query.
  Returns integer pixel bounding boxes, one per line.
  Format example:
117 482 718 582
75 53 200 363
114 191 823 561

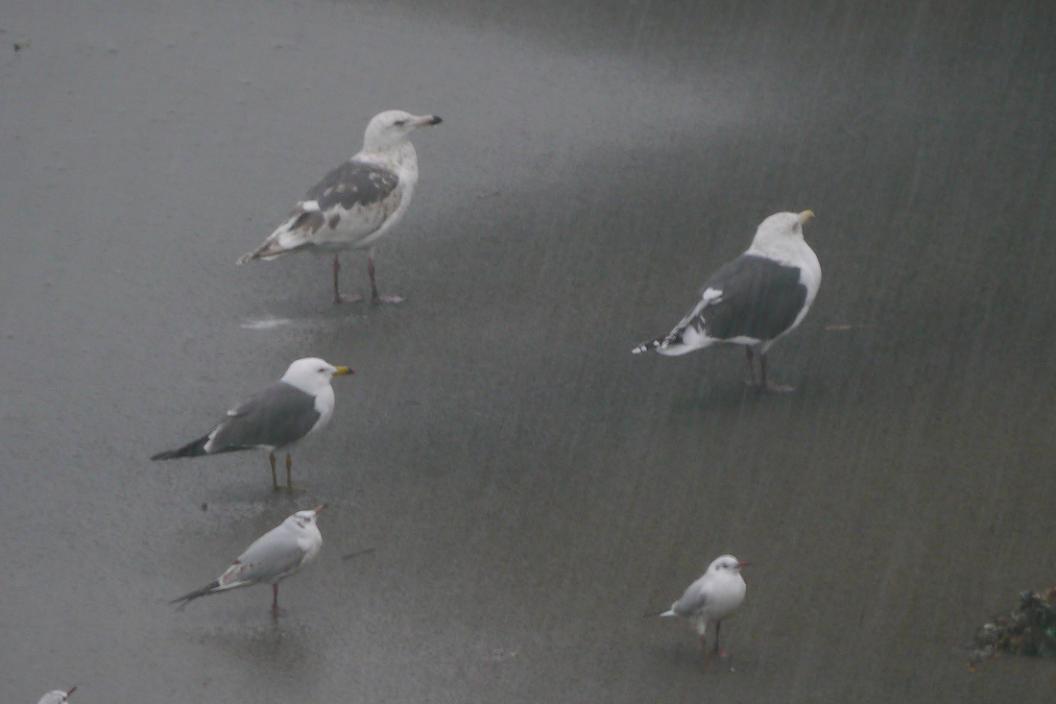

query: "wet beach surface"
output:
2 1 1055 701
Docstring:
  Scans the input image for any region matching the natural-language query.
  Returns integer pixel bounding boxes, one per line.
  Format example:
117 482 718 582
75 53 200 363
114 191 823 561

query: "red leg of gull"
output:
368 250 404 304
714 620 728 658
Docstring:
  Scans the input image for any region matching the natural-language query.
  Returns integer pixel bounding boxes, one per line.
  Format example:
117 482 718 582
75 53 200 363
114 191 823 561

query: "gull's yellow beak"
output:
798 209 815 224
333 366 353 377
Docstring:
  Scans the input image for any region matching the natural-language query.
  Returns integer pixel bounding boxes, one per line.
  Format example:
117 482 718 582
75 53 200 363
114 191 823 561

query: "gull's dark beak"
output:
332 366 353 377
312 503 327 514
736 560 751 569
415 114 442 127
66 687 78 698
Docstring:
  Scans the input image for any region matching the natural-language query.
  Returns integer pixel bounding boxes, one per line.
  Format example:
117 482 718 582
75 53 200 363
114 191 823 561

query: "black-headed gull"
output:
657 554 749 661
171 506 325 615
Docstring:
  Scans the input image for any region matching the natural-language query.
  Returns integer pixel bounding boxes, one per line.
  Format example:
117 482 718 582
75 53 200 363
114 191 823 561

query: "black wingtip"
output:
151 434 210 461
170 579 221 607
631 336 664 355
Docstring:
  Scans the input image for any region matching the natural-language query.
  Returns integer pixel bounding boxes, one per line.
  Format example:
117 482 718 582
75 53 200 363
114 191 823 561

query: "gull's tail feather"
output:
635 326 701 357
658 608 677 618
632 335 665 355
170 579 221 608
642 607 677 618
237 216 316 265
151 434 210 461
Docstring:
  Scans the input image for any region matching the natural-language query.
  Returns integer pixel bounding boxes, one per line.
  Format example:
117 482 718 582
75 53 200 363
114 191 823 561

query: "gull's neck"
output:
746 232 811 264
358 137 416 163
282 373 328 396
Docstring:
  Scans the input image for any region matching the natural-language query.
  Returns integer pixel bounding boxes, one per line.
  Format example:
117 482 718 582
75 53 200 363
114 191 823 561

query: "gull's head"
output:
37 688 76 704
281 357 353 395
708 554 749 575
289 504 326 530
752 210 815 248
362 109 442 152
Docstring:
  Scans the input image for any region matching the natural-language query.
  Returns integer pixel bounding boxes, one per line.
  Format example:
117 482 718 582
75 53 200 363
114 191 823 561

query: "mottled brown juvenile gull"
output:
171 506 325 616
150 357 352 490
633 210 821 392
653 554 749 663
237 109 442 304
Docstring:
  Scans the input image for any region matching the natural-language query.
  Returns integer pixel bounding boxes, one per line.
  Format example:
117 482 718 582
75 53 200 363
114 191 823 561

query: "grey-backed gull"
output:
151 358 352 490
171 506 324 615
237 110 442 304
654 554 748 662
633 210 821 392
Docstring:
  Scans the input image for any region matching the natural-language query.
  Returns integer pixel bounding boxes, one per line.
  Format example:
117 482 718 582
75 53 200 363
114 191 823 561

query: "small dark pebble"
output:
201 502 208 511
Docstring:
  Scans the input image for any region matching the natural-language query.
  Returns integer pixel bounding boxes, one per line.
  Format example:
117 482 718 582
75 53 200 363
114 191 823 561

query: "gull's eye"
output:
394 119 407 127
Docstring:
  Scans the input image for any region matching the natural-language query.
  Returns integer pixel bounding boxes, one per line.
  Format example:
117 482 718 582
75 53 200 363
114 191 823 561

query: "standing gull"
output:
151 357 352 490
37 688 76 704
633 210 821 392
655 555 749 661
237 109 443 304
171 506 325 615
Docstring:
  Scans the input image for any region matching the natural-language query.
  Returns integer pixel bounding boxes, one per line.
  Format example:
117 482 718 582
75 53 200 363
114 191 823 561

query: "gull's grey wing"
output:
672 577 709 617
208 381 320 452
693 254 807 341
219 524 306 587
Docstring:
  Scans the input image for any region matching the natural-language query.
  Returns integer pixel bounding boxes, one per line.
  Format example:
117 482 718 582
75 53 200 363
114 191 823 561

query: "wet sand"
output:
2 1 1055 701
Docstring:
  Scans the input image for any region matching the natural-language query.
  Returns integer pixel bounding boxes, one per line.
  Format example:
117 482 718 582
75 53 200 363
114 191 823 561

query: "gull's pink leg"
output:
369 250 403 304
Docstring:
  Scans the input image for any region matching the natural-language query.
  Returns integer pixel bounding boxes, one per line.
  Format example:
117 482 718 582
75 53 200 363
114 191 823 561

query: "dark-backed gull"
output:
151 358 352 490
237 110 442 304
171 506 324 615
633 210 821 392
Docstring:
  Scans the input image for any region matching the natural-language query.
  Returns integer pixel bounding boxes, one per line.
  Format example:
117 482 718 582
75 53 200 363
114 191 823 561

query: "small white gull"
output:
656 554 748 661
633 210 821 392
151 357 352 490
36 688 76 704
171 506 325 615
237 109 442 304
